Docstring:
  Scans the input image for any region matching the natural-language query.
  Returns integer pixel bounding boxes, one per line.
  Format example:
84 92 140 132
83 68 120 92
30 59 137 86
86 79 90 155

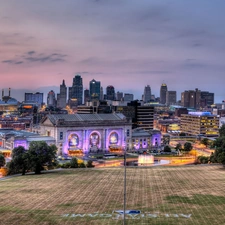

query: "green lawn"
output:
1 165 225 224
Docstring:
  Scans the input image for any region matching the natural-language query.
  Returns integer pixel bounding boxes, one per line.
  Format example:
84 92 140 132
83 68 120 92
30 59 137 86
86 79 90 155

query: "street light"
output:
123 145 127 225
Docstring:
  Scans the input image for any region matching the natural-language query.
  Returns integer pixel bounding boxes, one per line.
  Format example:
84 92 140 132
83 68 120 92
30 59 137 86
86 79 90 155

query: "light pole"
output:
123 145 127 225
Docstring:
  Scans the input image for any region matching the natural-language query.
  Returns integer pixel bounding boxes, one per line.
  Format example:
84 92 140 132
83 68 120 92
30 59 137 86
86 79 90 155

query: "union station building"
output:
40 113 132 155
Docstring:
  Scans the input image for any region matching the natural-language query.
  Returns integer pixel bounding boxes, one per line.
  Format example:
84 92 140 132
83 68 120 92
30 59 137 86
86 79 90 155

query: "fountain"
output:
138 155 154 166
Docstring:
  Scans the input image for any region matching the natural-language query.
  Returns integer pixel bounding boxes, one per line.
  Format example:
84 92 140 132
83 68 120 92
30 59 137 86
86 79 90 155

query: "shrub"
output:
79 162 86 168
197 156 209 164
70 157 78 168
86 160 95 168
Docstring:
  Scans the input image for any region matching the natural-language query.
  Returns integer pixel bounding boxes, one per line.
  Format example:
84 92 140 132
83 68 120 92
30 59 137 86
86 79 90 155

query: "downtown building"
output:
24 92 43 107
181 88 214 109
143 85 151 103
105 85 115 100
57 80 67 108
89 79 101 101
40 113 132 155
47 90 57 107
166 91 177 106
180 112 219 137
69 75 83 105
160 83 167 104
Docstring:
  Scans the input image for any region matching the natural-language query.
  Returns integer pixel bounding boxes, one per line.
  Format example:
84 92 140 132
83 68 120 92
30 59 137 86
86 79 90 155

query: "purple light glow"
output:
14 140 27 149
152 134 161 146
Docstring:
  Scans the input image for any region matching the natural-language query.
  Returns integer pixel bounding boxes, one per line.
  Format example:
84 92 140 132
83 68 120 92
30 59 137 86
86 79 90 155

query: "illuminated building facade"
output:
0 129 55 157
180 112 219 137
131 128 161 152
40 113 132 155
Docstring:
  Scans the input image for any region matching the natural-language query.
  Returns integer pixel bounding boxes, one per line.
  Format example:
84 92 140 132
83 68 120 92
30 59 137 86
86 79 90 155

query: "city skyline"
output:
1 0 225 102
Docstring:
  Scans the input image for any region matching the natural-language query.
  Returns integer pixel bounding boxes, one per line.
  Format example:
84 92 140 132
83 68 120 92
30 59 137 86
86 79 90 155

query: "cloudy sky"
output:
0 0 225 102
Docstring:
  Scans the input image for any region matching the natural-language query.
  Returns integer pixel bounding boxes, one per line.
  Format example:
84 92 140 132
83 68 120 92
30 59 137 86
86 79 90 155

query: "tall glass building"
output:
160 83 167 104
69 75 83 105
89 79 101 100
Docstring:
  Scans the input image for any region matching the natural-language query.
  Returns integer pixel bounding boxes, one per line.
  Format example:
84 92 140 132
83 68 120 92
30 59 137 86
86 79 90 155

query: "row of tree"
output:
0 152 5 168
8 141 57 175
209 125 225 165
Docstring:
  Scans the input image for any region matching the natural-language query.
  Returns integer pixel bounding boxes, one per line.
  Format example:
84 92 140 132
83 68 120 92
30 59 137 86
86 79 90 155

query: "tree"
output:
201 138 209 147
8 146 28 175
28 141 57 174
219 124 225 137
175 143 182 151
86 160 95 168
79 162 86 168
70 157 78 168
183 142 193 152
210 137 225 165
164 145 171 152
0 152 5 168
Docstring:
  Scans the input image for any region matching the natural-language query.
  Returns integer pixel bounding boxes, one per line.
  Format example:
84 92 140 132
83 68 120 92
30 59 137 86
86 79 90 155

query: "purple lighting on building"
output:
14 140 27 149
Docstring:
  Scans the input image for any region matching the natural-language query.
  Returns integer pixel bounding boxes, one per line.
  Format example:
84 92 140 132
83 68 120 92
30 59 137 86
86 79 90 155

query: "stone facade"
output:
40 114 132 155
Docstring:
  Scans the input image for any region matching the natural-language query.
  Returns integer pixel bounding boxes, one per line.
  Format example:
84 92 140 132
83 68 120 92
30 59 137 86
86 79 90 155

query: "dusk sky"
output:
1 0 225 103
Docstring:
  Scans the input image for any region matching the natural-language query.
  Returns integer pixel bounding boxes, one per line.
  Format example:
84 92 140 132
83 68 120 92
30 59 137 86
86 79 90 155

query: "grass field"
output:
1 165 225 225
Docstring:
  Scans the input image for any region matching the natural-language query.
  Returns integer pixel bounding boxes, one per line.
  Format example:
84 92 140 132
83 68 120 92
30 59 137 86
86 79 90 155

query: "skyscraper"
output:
106 85 115 100
57 80 67 108
160 83 167 104
100 86 104 100
84 89 90 104
69 75 83 105
143 85 151 103
116 91 123 101
166 91 177 106
25 92 43 107
200 91 214 107
89 79 101 100
47 90 56 107
181 88 201 109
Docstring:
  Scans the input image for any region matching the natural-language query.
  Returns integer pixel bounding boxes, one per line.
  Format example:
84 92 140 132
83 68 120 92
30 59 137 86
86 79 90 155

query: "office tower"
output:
47 90 57 107
166 91 177 106
124 93 134 101
84 89 90 104
89 79 101 100
106 85 115 100
180 112 219 137
24 92 43 106
69 75 83 105
160 83 167 104
128 100 154 130
181 88 201 109
143 85 151 103
57 79 67 108
200 91 214 107
100 86 104 100
116 91 123 101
